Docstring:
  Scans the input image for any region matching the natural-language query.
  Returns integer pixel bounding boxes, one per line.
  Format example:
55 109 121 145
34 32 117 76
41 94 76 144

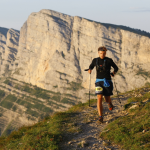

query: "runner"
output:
88 46 118 123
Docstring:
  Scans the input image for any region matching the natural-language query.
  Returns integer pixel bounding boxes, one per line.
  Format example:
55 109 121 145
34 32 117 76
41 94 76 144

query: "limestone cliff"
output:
0 27 20 76
0 9 150 136
12 9 150 97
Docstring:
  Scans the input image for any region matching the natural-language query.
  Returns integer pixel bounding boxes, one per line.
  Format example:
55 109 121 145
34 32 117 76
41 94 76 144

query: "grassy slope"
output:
101 88 150 150
0 85 150 149
0 99 97 150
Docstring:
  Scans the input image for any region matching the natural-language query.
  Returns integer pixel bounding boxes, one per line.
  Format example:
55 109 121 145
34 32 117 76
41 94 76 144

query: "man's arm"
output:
111 59 118 76
88 58 96 74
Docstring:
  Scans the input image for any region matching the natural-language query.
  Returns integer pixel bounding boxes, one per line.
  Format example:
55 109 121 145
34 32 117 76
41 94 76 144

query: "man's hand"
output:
88 69 92 74
110 72 115 77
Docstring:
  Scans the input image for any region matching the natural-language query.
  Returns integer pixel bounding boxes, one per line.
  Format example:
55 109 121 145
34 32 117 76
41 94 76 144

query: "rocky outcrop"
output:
0 27 20 76
0 27 8 73
12 9 150 97
0 9 150 101
0 9 150 137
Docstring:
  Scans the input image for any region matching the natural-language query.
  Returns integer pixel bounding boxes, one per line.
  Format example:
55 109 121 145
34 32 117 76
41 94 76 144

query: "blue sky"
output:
0 0 150 32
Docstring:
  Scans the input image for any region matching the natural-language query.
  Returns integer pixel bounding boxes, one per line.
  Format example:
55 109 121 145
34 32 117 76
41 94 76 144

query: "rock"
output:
131 102 138 104
116 110 119 113
138 94 142 97
102 141 109 146
106 148 112 150
142 130 146 133
4 9 150 100
142 98 150 103
1 9 150 101
93 143 97 147
99 148 105 150
108 115 112 118
68 141 73 145
129 104 139 110
78 140 89 148
86 119 93 124
0 28 20 76
1 9 150 138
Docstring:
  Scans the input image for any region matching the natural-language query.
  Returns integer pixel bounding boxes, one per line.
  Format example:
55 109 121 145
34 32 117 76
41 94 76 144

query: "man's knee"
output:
97 94 103 102
97 94 103 98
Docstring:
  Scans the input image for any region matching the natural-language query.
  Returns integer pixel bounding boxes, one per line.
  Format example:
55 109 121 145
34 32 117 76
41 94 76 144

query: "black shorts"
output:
95 81 113 96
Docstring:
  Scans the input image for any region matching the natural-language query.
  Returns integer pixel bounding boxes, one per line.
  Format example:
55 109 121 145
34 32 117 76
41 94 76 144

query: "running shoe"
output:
108 103 114 111
98 116 103 123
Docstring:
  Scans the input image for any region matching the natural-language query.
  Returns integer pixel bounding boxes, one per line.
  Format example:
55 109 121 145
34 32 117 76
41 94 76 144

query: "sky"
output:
0 0 150 32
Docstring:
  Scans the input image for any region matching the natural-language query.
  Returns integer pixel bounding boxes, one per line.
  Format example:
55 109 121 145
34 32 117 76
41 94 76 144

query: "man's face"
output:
98 51 106 59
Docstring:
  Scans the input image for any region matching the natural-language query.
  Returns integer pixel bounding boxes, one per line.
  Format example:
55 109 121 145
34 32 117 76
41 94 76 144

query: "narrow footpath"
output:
60 94 131 150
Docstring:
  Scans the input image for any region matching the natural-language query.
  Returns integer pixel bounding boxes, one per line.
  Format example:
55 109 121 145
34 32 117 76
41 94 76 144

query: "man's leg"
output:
104 96 113 111
97 94 103 116
104 96 111 104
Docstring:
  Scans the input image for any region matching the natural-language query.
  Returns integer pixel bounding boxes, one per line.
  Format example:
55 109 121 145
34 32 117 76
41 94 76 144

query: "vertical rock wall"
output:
0 27 20 76
1 9 150 99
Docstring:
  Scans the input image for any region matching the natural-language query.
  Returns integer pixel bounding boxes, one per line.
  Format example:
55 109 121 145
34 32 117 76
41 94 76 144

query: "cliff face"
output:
0 9 150 101
0 9 150 136
0 27 20 76
12 9 150 97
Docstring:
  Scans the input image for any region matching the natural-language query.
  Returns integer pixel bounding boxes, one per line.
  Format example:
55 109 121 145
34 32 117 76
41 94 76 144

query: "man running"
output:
88 46 118 123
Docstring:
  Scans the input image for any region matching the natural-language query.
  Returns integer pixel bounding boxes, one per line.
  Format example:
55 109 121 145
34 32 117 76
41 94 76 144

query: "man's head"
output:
98 46 107 59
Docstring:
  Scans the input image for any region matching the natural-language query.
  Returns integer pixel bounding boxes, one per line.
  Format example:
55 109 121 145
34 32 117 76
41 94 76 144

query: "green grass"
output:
16 99 33 108
53 85 58 88
2 123 16 137
136 69 150 79
21 85 51 100
4 95 17 102
0 85 6 89
84 93 96 96
0 113 3 117
26 108 40 118
61 98 75 105
13 68 23 75
47 101 66 109
4 79 11 85
67 81 84 91
145 82 150 87
63 93 73 97
12 105 17 111
8 77 18 81
25 96 43 104
100 92 150 150
16 99 53 115
0 90 5 100
52 95 61 102
0 99 97 150
0 100 13 109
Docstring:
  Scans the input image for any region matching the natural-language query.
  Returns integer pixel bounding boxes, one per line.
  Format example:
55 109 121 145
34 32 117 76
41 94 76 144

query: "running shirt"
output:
89 57 118 80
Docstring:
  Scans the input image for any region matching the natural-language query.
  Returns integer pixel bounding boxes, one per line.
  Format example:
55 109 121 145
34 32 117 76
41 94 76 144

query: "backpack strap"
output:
103 59 106 67
96 58 99 70
96 58 107 71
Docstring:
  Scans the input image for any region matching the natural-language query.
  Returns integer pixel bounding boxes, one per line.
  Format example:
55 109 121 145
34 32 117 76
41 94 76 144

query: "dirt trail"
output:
60 94 130 150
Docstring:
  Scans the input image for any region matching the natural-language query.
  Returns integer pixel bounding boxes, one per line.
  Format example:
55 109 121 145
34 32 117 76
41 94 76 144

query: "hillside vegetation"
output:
101 87 150 150
0 84 149 149
0 77 83 137
0 99 97 150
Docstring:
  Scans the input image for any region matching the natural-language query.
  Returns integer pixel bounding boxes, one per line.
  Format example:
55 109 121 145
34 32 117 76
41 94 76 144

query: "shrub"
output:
0 90 5 99
4 95 17 102
61 98 75 105
0 100 13 109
